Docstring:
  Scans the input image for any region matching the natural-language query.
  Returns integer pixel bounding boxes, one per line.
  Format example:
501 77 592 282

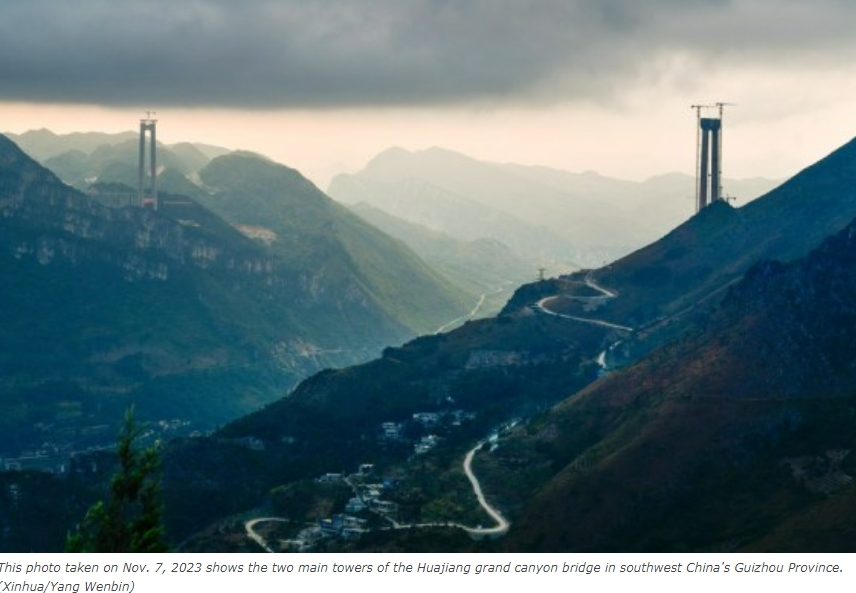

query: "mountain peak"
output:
225 149 273 162
202 149 318 199
366 145 479 174
362 146 415 173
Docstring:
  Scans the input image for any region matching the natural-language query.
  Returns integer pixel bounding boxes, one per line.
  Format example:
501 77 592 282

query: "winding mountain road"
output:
535 273 633 332
535 296 633 332
372 438 509 538
245 517 289 553
461 441 509 535
534 273 632 374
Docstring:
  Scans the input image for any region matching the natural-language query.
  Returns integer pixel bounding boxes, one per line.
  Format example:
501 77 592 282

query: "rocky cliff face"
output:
5 196 277 281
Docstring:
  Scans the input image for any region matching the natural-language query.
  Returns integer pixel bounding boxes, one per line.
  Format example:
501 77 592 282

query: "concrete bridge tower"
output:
697 117 722 211
138 114 158 210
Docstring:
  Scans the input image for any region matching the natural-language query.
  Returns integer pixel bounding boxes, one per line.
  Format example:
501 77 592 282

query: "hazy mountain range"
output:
9 128 229 181
329 146 780 268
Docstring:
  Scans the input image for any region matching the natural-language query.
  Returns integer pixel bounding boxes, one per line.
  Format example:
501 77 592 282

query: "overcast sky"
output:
3 0 856 190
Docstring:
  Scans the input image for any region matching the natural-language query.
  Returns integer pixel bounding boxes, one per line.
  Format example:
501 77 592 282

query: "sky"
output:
2 0 856 190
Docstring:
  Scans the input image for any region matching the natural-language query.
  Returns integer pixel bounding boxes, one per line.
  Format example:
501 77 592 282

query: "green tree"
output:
66 408 168 552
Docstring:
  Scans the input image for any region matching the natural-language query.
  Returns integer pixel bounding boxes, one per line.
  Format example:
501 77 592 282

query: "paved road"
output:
535 296 634 332
245 517 289 553
461 441 510 535
534 272 633 332
584 273 618 299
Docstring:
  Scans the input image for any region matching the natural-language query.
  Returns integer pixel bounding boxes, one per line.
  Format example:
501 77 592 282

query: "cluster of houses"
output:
317 514 368 540
267 416 521 552
378 410 477 456
308 463 399 544
414 435 441 455
2 440 103 474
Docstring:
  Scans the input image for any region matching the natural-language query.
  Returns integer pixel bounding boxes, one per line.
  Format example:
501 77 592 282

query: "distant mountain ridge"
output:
331 170 580 266
7 128 138 160
7 129 230 191
329 146 780 267
8 128 230 163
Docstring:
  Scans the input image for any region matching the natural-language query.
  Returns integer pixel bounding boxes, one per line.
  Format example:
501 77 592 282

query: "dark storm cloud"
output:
1 0 854 108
